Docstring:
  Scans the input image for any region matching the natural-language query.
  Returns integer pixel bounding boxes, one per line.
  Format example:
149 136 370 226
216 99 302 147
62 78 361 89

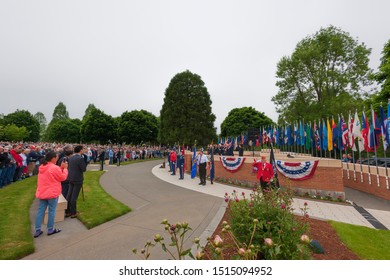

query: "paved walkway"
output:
24 160 390 260
154 164 390 230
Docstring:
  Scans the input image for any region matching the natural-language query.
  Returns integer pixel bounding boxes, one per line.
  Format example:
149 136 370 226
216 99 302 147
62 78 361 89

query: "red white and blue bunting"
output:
220 157 246 173
276 160 319 181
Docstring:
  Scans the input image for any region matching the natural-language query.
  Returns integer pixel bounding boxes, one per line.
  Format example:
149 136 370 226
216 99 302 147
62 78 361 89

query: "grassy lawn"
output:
77 171 131 229
0 170 131 260
331 221 390 259
0 177 37 260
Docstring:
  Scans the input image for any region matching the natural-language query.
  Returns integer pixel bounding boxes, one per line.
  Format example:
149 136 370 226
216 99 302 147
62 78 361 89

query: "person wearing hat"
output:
252 155 274 194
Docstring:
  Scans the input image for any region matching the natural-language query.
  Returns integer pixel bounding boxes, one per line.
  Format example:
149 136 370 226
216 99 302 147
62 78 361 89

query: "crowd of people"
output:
0 142 165 188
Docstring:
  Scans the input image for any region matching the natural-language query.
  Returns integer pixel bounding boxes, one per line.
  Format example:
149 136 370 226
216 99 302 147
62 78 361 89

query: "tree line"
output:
1 26 389 146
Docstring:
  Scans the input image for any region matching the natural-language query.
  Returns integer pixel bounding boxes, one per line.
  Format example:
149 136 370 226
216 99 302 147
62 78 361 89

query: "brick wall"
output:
185 154 344 193
343 169 390 200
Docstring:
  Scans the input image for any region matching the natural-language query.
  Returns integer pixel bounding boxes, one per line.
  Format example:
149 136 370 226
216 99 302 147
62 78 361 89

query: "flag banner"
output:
210 147 215 183
380 105 388 151
353 111 363 152
270 144 281 188
220 156 246 173
191 147 197 179
276 160 319 180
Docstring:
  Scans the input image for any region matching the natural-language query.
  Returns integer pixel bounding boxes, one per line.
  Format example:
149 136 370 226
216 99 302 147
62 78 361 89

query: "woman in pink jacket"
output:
34 151 68 238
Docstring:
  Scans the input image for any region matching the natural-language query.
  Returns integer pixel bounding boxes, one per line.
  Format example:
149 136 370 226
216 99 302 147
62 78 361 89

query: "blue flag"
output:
322 120 328 151
210 147 215 183
380 105 388 151
191 146 197 179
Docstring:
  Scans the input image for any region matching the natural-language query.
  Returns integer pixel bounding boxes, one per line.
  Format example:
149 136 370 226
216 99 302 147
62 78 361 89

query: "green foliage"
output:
117 110 158 144
159 70 217 146
33 112 47 139
51 101 69 122
2 110 40 141
82 104 97 122
272 26 372 124
370 39 390 108
80 107 116 144
220 107 274 137
133 219 196 260
1 124 29 141
227 188 311 260
44 118 82 143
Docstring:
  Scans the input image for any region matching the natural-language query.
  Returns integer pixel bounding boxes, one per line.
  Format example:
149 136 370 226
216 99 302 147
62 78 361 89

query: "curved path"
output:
24 161 224 260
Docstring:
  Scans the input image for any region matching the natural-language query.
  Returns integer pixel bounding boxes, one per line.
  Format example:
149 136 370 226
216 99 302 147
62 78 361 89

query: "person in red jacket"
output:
170 148 177 175
252 155 274 194
33 151 68 238
10 145 23 182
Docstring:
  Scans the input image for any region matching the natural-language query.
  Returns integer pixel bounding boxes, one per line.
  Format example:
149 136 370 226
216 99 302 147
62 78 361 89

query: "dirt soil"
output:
204 207 360 260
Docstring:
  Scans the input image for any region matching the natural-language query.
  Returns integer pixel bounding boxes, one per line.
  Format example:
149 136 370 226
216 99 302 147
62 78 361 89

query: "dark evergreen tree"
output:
160 70 216 146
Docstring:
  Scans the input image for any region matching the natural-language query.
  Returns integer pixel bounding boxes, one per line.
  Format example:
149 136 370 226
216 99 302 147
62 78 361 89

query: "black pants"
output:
199 163 207 184
260 178 270 193
66 181 82 215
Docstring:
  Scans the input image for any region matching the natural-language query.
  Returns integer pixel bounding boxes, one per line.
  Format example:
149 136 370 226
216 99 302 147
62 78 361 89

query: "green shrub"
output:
226 187 311 260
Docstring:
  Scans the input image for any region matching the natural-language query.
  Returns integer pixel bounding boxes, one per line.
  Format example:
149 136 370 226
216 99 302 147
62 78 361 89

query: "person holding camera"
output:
34 151 68 237
57 144 74 198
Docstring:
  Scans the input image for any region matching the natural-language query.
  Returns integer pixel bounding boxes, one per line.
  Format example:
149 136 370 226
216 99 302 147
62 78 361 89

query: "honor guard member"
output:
177 150 185 180
252 155 274 194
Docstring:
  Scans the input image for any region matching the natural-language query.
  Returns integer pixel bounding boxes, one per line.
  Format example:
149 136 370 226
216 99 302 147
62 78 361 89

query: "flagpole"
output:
371 105 381 187
387 100 390 189
359 150 364 182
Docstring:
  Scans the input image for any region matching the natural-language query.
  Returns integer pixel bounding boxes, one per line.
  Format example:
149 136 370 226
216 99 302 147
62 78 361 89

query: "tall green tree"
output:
159 70 217 146
220 107 273 137
2 110 40 141
117 110 158 144
34 112 47 139
51 102 70 122
272 26 373 124
80 107 116 144
370 39 390 109
82 103 97 122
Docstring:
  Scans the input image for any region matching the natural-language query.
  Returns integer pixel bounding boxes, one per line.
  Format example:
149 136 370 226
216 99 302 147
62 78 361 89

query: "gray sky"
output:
1 0 390 132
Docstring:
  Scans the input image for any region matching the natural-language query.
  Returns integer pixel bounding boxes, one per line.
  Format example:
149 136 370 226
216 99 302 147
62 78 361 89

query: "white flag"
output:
352 111 363 152
348 112 354 148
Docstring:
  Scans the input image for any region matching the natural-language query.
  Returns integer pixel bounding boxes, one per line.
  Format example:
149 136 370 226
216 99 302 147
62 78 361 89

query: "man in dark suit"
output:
66 145 87 218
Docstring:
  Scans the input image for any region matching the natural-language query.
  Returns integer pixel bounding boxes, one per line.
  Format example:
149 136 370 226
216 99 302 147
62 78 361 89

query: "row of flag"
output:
218 102 390 154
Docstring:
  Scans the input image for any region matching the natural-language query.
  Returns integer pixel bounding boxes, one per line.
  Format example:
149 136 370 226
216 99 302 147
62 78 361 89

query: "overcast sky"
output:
1 0 390 132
